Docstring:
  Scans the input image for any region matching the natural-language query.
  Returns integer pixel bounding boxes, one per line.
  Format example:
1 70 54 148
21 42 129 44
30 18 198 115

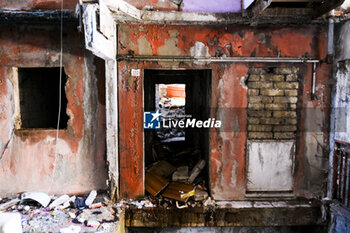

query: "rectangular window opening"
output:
18 67 69 129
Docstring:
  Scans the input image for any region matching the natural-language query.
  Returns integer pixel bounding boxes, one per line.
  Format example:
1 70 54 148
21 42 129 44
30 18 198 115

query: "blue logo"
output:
143 110 162 129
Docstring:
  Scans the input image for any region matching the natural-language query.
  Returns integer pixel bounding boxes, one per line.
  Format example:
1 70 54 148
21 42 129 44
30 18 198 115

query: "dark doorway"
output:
144 69 211 198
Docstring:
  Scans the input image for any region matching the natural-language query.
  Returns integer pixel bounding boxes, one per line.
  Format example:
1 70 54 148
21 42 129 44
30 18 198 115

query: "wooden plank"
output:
162 182 195 202
145 172 169 197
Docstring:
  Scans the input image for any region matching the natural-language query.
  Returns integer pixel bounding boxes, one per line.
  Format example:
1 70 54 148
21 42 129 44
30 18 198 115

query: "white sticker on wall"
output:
131 69 140 77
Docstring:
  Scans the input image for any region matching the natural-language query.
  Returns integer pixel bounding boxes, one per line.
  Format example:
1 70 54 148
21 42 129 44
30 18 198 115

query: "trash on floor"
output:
0 191 119 233
0 198 20 211
21 192 51 208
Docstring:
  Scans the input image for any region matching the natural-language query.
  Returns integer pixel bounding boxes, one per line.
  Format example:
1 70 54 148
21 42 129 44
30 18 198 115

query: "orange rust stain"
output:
119 25 327 59
118 61 144 198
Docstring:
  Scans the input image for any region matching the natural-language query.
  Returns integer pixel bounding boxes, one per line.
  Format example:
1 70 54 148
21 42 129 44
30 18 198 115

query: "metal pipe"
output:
117 55 320 63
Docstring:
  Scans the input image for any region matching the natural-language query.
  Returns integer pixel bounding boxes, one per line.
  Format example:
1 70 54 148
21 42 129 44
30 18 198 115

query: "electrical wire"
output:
48 0 64 194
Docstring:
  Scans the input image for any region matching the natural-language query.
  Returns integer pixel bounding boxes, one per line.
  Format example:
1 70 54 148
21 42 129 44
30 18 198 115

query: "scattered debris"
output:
49 194 70 210
194 188 209 201
85 190 97 206
86 220 100 228
74 197 87 210
172 166 189 182
89 202 102 209
162 182 195 202
59 196 76 210
21 192 51 208
0 198 20 211
0 191 119 232
203 197 216 207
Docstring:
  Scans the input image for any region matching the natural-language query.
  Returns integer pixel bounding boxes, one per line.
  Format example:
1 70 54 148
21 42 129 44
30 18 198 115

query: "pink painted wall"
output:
0 23 107 196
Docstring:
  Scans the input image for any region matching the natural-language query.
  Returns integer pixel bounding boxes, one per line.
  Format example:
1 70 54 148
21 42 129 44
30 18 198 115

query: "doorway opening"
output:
144 69 211 203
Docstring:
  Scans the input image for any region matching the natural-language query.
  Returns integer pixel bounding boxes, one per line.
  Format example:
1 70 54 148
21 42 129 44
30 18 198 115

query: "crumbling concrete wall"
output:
333 20 350 144
328 19 350 233
0 23 107 196
0 0 77 10
117 24 331 200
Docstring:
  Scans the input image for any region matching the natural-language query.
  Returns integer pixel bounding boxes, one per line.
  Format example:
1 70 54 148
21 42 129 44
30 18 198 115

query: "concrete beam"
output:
103 0 141 20
125 202 322 227
82 4 115 60
82 3 119 200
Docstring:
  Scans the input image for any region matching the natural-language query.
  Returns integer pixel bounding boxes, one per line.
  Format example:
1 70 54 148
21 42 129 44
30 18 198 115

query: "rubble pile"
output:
0 191 118 233
145 149 208 208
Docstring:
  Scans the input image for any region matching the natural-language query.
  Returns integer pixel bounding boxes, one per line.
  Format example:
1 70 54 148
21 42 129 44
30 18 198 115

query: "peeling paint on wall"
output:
118 23 331 200
0 24 107 196
334 60 350 144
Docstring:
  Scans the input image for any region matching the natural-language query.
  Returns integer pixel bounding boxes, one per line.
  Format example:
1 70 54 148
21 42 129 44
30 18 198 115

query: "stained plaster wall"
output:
117 24 332 200
333 20 350 144
0 23 107 196
327 19 350 233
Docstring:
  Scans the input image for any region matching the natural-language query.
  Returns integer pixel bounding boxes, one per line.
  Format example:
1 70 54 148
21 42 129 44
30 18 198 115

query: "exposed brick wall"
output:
247 67 299 140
